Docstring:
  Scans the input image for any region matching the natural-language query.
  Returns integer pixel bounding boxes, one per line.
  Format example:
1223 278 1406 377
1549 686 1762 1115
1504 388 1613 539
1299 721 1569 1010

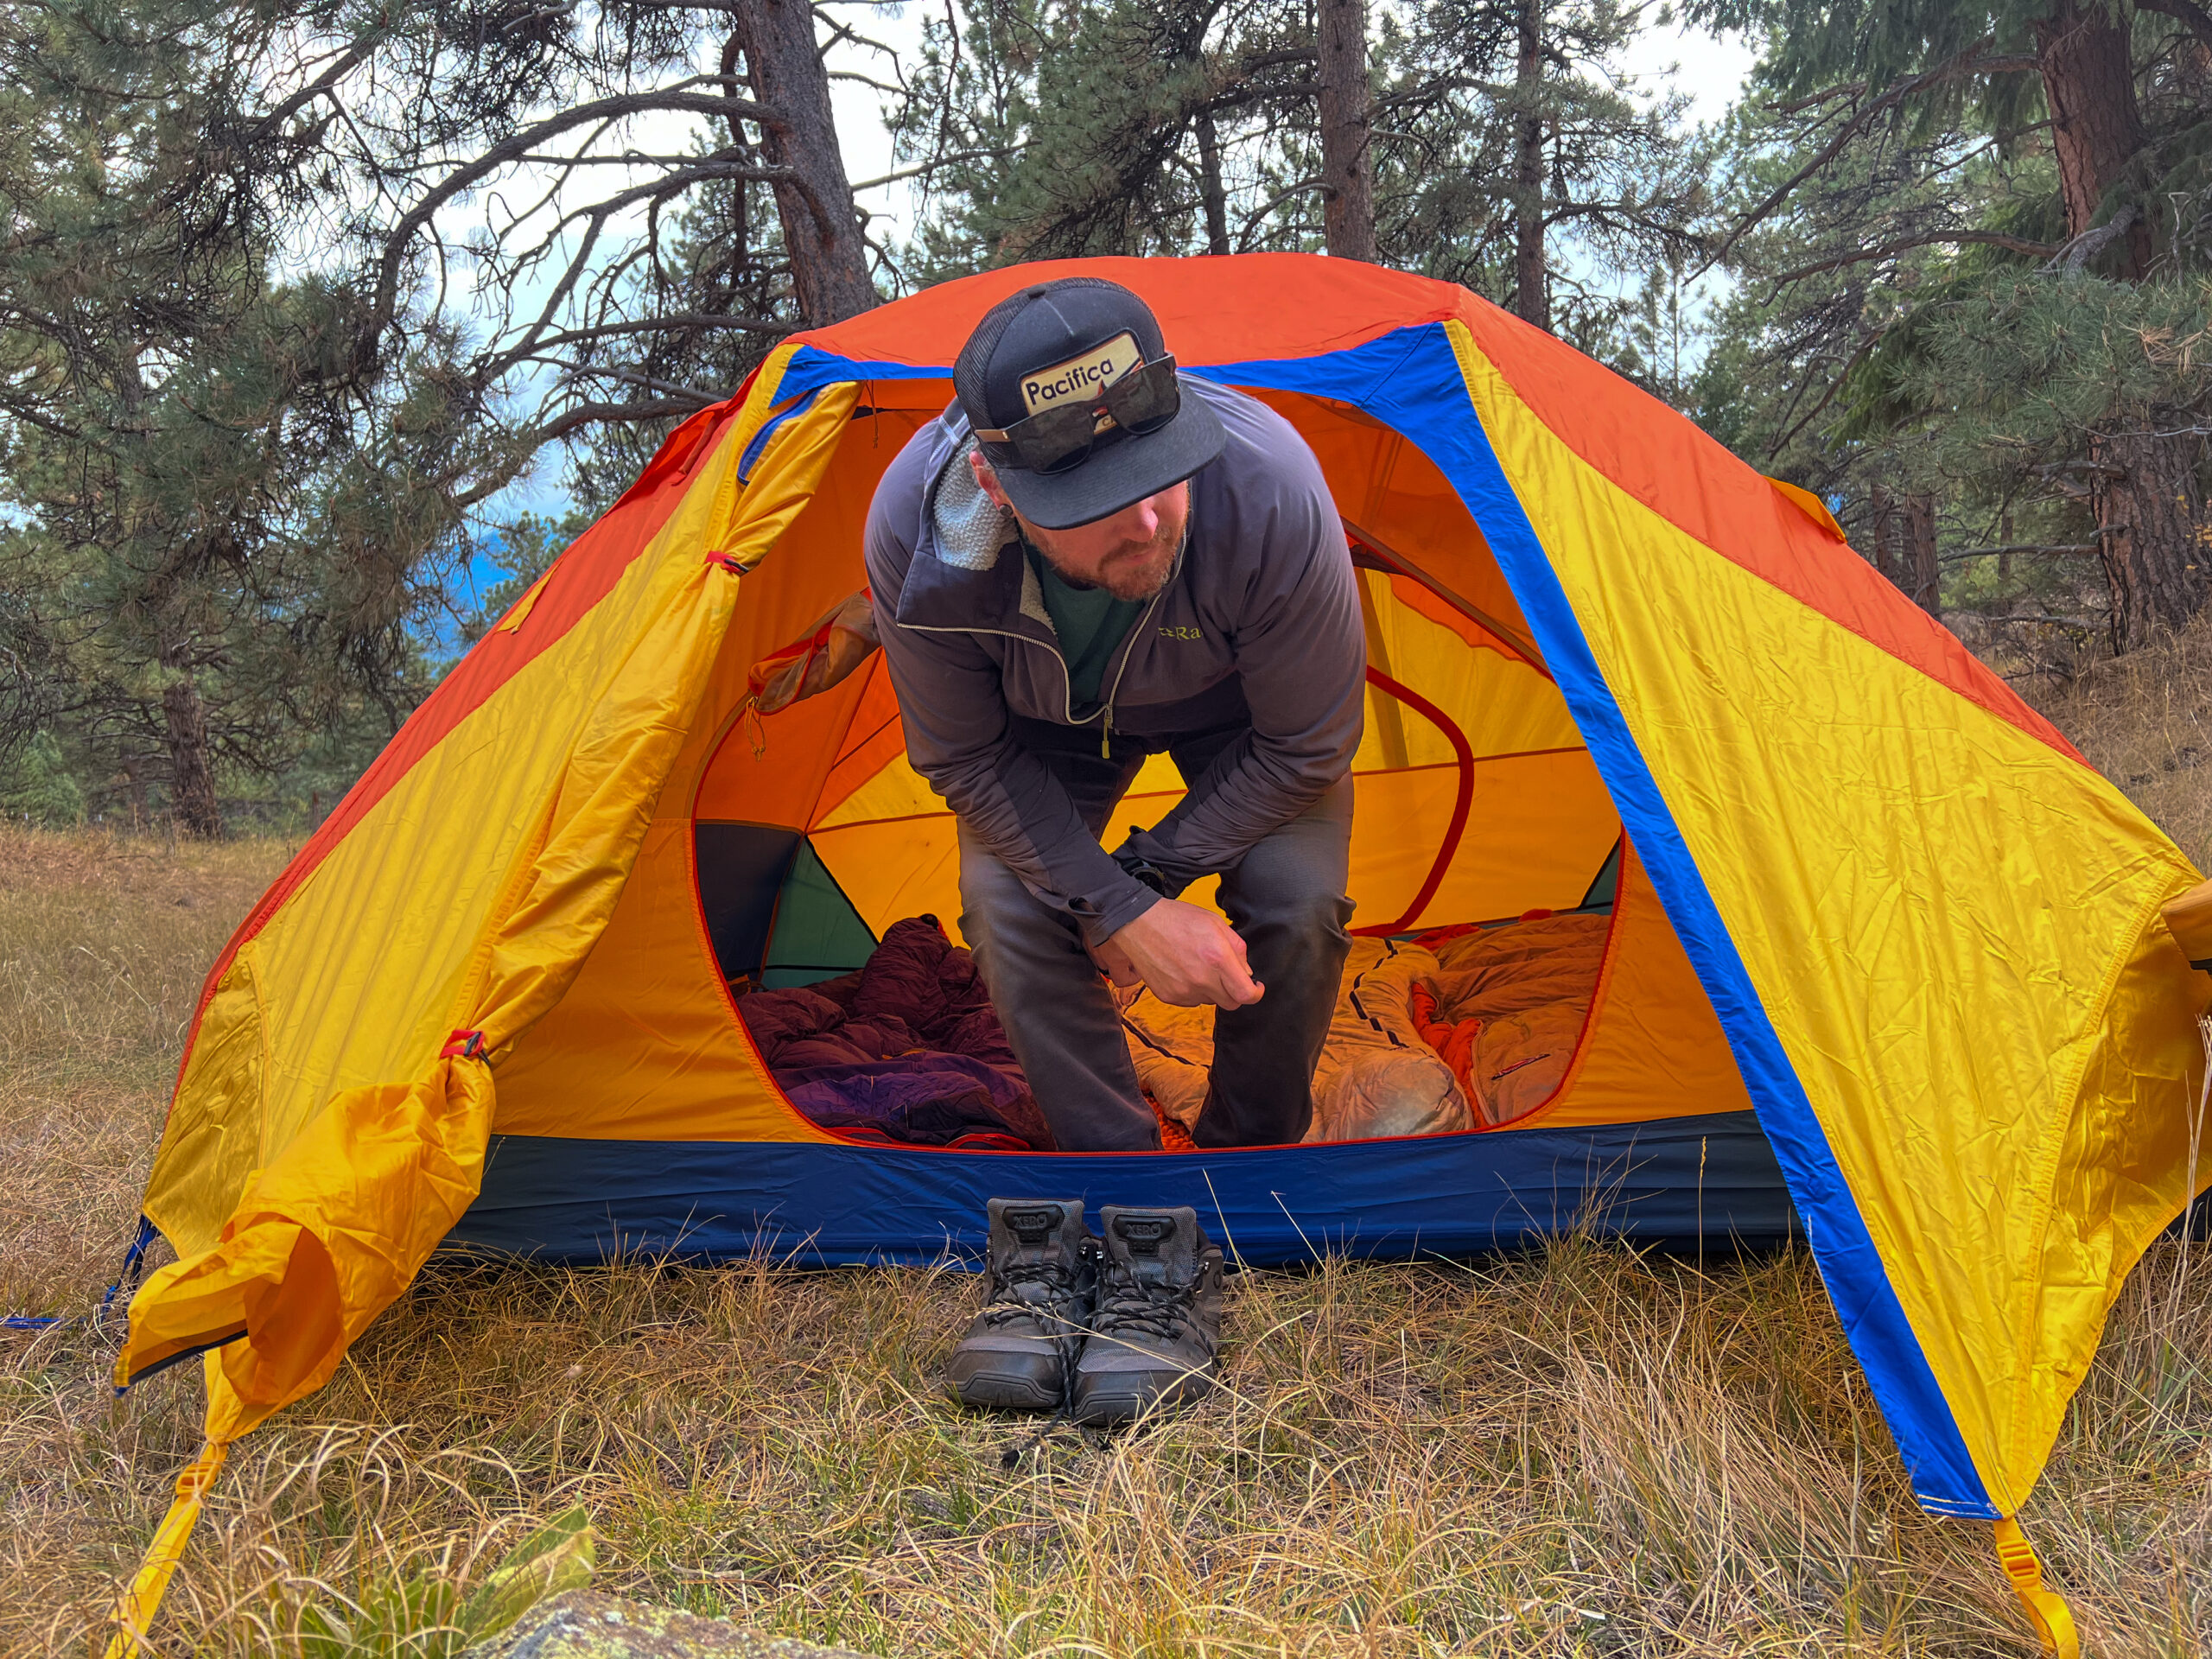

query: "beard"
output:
1027 518 1181 601
1090 535 1179 601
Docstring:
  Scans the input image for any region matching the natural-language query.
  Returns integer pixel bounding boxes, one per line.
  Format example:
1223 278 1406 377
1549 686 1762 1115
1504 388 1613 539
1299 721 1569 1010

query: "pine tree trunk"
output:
2033 0 2150 276
121 757 147 830
162 670 222 838
1511 0 1548 328
720 27 754 257
2093 425 2210 650
1196 111 1231 255
1904 493 1941 618
733 0 876 327
2032 0 2210 649
1867 485 1897 579
1317 0 1376 261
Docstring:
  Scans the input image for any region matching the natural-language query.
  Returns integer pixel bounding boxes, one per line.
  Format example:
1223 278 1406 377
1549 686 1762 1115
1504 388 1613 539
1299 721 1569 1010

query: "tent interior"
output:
484 372 1758 1155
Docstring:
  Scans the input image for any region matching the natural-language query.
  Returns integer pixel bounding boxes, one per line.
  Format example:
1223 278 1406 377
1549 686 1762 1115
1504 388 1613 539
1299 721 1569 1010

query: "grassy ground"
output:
7 613 2212 1657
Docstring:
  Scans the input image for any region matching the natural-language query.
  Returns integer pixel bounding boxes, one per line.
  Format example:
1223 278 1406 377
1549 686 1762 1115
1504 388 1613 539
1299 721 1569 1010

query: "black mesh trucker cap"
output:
952 277 1226 530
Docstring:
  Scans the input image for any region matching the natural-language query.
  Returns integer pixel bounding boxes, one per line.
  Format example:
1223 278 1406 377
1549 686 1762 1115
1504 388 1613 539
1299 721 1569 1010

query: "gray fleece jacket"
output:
862 377 1365 945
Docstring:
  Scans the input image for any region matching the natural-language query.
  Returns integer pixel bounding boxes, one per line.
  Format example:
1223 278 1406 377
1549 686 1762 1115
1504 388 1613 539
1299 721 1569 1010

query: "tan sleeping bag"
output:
1426 914 1609 1124
1121 938 1471 1143
1427 913 1610 1015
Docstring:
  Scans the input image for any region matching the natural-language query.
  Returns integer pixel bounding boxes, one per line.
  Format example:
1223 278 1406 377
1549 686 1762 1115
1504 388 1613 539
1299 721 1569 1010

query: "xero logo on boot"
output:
1115 1216 1173 1255
1002 1205 1064 1243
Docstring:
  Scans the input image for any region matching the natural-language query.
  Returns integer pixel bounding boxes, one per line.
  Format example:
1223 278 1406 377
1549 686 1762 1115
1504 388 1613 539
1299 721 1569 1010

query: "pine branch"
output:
2137 0 2212 52
1768 79 1867 116
238 29 385 143
1760 327 1884 465
531 395 723 448
1768 229 2062 285
365 86 775 346
2050 202 2139 273
1699 39 2039 276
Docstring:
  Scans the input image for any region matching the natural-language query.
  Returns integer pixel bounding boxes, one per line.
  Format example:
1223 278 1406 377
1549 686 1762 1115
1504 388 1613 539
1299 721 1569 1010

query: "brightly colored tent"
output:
113 255 2209 1655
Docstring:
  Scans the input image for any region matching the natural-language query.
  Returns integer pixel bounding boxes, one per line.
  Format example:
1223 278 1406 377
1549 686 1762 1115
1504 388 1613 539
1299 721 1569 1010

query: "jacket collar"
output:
894 410 1045 637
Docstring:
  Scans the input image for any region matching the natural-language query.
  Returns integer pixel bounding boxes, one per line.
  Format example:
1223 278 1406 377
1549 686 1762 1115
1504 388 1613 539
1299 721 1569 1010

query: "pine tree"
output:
1696 0 2212 650
0 731 85 828
0 0 507 831
1387 0 1713 345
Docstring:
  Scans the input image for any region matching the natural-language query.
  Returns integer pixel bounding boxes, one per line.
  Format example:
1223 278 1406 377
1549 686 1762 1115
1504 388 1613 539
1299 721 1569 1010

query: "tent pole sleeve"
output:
100 1437 229 1659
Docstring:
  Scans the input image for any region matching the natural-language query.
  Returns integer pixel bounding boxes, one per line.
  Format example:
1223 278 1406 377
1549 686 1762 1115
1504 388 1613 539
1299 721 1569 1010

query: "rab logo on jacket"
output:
1022 332 1142 418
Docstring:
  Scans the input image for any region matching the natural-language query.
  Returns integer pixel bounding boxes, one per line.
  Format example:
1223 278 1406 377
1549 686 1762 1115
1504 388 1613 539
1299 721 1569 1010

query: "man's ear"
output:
969 447 1012 510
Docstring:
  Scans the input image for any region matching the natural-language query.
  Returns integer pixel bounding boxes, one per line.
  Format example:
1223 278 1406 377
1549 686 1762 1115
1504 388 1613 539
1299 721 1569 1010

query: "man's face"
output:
970 450 1186 601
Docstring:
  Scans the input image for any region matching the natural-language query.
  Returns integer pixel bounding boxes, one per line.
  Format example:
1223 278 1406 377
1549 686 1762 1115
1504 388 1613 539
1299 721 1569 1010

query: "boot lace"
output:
980 1255 1086 1330
1090 1262 1207 1351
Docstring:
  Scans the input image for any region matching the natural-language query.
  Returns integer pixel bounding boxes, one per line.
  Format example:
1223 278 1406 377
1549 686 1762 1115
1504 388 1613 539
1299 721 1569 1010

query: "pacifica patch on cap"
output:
1021 331 1142 417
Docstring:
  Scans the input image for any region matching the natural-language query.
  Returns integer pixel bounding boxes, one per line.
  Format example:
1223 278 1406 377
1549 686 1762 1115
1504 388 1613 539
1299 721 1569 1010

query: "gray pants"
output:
958 728 1353 1151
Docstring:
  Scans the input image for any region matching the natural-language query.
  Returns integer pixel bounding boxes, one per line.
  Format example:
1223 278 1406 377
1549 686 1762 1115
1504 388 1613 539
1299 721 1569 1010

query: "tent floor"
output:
446 1109 1795 1268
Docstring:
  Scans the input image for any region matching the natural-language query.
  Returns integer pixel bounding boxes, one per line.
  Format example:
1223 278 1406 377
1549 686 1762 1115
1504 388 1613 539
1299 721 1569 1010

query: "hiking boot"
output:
1070 1205 1224 1425
944 1198 1099 1412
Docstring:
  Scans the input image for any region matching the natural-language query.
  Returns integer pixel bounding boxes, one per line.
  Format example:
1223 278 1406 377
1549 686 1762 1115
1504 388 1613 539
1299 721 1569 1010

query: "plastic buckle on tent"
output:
1993 1516 2078 1658
442 1028 488 1061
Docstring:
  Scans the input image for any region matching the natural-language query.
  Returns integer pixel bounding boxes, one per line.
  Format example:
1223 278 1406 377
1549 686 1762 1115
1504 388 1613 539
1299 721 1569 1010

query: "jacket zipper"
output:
1096 576 1173 756
899 538 1184 756
897 619 1084 727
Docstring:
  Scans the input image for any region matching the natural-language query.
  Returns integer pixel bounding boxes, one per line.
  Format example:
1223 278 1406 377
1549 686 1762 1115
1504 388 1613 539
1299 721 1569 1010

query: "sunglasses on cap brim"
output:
973 355 1182 476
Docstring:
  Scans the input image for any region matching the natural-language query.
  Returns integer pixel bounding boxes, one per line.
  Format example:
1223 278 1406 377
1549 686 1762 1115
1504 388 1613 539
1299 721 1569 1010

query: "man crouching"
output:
862 276 1363 1421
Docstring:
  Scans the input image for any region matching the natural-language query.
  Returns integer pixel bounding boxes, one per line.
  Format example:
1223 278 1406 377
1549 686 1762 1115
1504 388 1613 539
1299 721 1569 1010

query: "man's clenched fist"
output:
1095 899 1265 1009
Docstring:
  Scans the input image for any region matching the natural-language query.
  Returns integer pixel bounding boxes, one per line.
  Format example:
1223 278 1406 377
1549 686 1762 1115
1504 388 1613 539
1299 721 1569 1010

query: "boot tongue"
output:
995 1203 1075 1297
1110 1212 1194 1286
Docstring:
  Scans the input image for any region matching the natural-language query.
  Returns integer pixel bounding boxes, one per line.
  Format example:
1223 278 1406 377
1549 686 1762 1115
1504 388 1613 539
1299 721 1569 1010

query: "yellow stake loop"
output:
1993 1516 2079 1659
101 1439 229 1659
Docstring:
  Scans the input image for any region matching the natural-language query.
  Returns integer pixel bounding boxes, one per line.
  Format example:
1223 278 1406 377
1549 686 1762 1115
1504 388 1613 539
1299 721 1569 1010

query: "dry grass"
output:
0 827 285 1325
3 739 2210 1656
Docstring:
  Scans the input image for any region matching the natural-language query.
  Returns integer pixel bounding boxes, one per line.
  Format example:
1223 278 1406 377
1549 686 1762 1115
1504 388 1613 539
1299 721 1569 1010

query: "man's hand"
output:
1092 933 1145 988
1097 899 1264 1009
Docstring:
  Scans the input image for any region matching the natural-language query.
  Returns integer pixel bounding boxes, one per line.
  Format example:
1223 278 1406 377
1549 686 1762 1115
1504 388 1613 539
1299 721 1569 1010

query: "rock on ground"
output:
461 1590 880 1659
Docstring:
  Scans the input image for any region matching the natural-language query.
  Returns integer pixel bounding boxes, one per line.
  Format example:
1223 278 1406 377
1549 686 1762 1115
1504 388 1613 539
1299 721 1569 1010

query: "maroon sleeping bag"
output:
737 917 1053 1150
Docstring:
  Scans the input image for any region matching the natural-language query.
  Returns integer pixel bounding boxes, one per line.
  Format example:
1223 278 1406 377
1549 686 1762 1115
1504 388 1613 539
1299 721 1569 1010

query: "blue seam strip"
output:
99 1214 160 1311
738 388 823 482
5 1213 162 1335
1275 323 1996 1518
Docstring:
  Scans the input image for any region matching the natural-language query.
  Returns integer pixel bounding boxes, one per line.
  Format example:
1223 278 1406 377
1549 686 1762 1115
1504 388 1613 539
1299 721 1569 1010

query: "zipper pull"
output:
1101 709 1111 759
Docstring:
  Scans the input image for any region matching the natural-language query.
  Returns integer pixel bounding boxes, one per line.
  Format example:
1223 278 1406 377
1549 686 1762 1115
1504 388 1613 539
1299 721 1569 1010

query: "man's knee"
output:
1222 828 1351 940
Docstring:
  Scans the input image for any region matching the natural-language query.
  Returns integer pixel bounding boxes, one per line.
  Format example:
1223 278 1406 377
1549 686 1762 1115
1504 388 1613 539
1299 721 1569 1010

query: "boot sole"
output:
1070 1374 1214 1425
947 1370 1065 1413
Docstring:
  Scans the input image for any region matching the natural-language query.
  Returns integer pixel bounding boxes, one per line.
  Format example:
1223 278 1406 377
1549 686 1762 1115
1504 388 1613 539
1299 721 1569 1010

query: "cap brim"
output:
988 377 1227 531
